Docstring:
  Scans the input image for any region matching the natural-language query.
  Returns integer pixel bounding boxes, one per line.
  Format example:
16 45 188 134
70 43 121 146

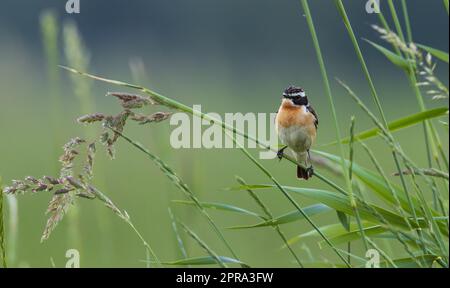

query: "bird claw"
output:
306 166 314 177
277 147 287 161
277 150 284 160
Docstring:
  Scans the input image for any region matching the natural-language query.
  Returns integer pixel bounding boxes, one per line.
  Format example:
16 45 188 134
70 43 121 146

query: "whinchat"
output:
275 86 318 180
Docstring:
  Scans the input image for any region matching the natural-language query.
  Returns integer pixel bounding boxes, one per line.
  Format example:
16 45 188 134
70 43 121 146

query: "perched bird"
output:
275 86 318 179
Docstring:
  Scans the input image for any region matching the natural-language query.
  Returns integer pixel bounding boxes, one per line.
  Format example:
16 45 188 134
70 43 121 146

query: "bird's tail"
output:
297 165 310 180
295 152 311 180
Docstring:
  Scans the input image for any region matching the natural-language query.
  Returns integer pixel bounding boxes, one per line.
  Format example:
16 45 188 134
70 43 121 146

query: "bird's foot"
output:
306 166 314 178
277 146 287 161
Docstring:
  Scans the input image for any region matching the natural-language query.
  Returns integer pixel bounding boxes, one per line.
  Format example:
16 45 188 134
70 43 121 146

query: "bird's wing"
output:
308 105 319 129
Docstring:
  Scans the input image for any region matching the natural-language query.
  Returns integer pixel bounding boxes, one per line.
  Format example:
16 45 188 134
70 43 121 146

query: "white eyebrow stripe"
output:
286 92 305 97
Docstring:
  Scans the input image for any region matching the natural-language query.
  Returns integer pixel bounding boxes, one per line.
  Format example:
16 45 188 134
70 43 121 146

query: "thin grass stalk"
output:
337 78 421 221
402 162 449 262
335 0 388 125
299 1 354 227
107 127 241 263
236 176 303 267
339 80 448 262
6 196 17 267
179 222 227 268
348 117 369 252
228 132 351 267
85 183 161 267
168 207 189 261
303 4 430 263
400 0 413 43
400 2 449 173
40 11 62 156
61 66 351 198
375 12 403 56
0 180 6 268
338 80 428 227
445 0 449 14
366 238 397 268
63 20 93 256
333 2 416 218
387 0 406 42
407 175 449 267
393 0 449 216
359 141 427 267
387 0 449 172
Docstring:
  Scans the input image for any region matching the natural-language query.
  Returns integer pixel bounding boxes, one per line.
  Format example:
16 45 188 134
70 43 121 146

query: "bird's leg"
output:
306 149 314 177
277 145 288 161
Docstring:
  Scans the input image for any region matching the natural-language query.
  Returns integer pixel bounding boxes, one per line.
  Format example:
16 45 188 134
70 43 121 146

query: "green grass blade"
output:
233 184 416 230
323 107 449 146
150 256 249 267
227 204 331 229
228 131 351 267
365 39 412 70
167 207 188 261
86 184 161 267
376 255 439 268
109 127 241 263
286 222 376 246
300 0 354 223
172 200 263 218
179 222 228 268
319 226 386 248
416 44 449 63
235 176 304 267
313 150 423 216
0 179 6 268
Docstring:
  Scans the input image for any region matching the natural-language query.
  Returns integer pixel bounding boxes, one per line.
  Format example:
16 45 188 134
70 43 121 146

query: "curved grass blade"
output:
167 207 188 260
286 222 377 246
319 225 386 248
227 204 331 229
148 256 249 267
172 200 263 218
313 150 423 216
365 39 412 70
301 262 347 268
323 107 448 146
0 180 6 268
236 176 303 267
232 184 419 230
179 222 227 268
109 127 241 263
374 255 439 268
416 44 449 63
228 131 351 267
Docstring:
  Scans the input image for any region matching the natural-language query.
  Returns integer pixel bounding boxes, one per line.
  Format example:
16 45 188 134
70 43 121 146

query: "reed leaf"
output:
323 107 449 146
365 39 412 70
227 204 331 229
0 179 6 268
416 44 449 63
150 256 249 267
172 200 263 218
179 222 227 268
313 150 424 216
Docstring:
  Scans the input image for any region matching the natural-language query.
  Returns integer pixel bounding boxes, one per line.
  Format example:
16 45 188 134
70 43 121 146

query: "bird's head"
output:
282 86 308 106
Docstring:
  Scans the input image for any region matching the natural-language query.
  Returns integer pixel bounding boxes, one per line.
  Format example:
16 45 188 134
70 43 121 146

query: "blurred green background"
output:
0 0 448 267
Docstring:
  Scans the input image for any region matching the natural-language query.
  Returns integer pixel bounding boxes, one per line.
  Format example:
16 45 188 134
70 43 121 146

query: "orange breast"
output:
276 100 317 141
